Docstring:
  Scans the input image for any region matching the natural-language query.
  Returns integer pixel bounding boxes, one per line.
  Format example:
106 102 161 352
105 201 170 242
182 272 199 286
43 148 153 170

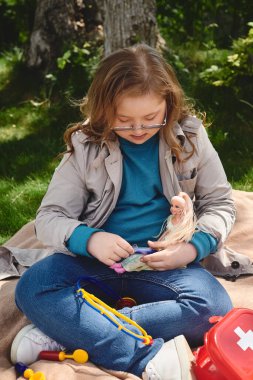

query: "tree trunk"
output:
27 0 87 69
99 0 158 56
27 0 158 68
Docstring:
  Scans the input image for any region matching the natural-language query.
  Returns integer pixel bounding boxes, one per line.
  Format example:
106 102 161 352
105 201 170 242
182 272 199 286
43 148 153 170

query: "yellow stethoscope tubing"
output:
76 287 153 345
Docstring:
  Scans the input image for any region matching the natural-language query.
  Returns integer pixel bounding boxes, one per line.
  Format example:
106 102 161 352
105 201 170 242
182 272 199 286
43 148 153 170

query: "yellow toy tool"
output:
15 362 46 380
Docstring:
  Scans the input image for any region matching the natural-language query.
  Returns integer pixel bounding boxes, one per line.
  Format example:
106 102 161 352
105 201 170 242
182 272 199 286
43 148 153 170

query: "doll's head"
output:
160 192 196 244
170 195 186 216
170 192 193 216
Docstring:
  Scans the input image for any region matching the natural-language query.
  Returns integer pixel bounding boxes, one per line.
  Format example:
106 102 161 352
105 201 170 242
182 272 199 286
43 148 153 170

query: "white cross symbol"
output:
234 326 253 351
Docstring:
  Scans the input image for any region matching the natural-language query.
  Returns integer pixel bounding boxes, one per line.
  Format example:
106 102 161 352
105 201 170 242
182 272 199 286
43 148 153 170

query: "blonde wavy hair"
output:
64 43 196 161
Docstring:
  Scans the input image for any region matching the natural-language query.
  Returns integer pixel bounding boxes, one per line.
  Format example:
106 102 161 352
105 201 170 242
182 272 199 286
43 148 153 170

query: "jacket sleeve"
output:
193 126 236 246
35 134 90 249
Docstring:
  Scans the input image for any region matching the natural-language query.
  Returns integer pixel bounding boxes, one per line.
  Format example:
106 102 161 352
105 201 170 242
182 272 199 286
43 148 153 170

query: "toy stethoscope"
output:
74 275 153 345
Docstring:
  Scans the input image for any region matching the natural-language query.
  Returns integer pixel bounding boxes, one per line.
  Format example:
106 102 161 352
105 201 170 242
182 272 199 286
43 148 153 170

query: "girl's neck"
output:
118 133 159 150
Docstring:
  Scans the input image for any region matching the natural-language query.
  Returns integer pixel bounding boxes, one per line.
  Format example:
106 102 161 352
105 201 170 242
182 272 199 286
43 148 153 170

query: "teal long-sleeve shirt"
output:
66 134 217 261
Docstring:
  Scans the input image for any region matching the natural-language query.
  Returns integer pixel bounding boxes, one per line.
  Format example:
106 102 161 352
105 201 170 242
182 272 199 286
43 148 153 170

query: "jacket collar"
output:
173 116 202 146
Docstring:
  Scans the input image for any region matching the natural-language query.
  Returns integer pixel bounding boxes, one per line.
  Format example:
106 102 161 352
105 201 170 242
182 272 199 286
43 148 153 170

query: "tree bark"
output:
27 0 158 68
27 0 87 69
99 0 158 56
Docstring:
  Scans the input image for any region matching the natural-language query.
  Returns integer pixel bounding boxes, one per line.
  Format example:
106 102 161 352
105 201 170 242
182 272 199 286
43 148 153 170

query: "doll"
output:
110 192 196 273
159 191 197 244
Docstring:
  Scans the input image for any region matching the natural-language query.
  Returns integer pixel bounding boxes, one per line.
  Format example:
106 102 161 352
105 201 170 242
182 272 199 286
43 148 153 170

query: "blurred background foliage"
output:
0 0 253 243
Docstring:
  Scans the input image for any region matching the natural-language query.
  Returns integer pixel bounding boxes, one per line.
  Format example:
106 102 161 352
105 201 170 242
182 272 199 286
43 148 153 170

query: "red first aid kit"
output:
193 308 253 380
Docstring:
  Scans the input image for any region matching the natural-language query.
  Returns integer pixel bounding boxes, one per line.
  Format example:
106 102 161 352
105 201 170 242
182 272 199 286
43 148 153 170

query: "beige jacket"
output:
35 116 236 251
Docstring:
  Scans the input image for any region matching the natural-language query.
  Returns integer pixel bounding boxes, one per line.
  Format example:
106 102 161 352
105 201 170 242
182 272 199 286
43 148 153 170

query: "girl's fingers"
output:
115 245 132 258
118 239 135 254
106 253 124 266
112 252 124 261
141 251 165 263
105 258 118 266
148 240 167 249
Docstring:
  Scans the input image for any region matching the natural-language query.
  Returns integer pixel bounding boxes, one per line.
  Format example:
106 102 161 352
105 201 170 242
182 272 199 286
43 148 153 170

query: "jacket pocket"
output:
177 169 197 197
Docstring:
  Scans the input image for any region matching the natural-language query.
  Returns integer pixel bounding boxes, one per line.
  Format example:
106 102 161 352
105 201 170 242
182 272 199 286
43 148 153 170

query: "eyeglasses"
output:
112 113 167 132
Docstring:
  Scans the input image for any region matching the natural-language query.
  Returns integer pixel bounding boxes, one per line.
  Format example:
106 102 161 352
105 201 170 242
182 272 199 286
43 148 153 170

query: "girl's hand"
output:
140 240 197 270
87 232 134 266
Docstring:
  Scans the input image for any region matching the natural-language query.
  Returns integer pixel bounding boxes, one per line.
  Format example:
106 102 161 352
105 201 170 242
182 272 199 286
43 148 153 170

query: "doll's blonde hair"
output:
160 192 196 244
64 43 196 162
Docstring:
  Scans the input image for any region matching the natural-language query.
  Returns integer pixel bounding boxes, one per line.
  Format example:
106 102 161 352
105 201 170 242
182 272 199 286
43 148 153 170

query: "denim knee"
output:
183 279 233 346
15 267 34 313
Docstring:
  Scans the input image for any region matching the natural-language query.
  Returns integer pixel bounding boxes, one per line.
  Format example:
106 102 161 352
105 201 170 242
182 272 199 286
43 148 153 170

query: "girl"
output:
11 44 235 380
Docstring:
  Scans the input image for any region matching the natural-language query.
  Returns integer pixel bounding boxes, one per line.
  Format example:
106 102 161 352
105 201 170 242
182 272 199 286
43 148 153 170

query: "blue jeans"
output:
15 253 232 377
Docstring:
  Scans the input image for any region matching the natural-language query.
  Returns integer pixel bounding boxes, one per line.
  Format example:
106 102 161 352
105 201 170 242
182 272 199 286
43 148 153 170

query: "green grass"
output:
194 84 253 192
0 177 49 244
0 101 66 245
208 123 253 191
0 47 253 245
0 51 82 244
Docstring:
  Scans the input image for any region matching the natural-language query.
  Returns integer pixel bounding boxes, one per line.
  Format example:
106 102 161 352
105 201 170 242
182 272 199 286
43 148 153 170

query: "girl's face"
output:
112 92 166 144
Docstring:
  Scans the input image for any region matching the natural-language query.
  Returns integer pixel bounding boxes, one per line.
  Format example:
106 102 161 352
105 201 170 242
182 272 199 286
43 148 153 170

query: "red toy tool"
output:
193 308 253 380
38 349 88 364
115 296 137 309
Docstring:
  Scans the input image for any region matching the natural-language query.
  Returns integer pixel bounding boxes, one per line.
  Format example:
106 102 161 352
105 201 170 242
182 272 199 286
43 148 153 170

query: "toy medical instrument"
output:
133 246 156 255
15 362 45 380
115 296 137 309
38 349 88 363
74 277 153 345
193 308 253 380
73 275 138 310
110 245 156 273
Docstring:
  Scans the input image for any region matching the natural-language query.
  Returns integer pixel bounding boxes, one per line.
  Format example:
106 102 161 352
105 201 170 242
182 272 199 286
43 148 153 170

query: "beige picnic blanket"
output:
0 189 253 379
